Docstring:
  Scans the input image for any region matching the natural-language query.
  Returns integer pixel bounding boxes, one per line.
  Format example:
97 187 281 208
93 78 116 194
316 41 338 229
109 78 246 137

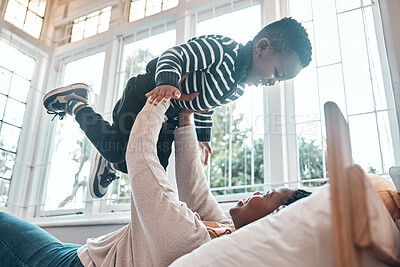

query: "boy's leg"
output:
44 84 125 199
43 83 126 164
0 212 83 266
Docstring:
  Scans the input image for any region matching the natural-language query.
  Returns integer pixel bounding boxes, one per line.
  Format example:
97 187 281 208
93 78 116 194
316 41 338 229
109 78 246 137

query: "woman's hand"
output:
199 141 212 166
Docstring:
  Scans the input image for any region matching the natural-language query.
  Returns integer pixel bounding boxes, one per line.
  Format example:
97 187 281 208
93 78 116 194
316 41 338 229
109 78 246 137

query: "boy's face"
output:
246 38 303 87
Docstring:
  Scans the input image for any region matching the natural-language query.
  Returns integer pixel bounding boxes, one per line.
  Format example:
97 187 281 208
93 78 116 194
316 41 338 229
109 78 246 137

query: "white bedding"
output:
171 184 400 266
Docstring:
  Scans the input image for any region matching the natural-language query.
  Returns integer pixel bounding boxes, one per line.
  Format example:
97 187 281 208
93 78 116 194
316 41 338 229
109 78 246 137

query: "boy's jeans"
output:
75 72 177 173
0 212 83 266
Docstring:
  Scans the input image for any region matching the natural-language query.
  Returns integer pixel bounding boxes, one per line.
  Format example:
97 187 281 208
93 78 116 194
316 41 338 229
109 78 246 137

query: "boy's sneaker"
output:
43 83 90 120
89 152 120 199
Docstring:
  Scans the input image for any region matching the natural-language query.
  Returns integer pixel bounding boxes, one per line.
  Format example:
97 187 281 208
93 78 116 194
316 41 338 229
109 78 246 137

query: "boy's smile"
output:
245 38 303 87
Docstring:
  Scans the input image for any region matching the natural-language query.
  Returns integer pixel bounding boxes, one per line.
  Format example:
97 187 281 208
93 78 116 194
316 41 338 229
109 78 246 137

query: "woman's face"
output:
229 187 295 229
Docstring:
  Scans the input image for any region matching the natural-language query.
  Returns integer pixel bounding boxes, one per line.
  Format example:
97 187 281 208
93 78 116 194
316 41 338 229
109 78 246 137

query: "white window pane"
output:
63 52 105 94
4 98 25 127
364 6 387 110
338 9 374 114
197 5 261 44
349 114 382 173
232 94 251 132
101 6 112 13
45 52 105 211
0 41 18 72
163 0 178 10
71 21 85 42
22 10 43 38
231 132 252 187
289 0 312 22
209 145 229 191
0 178 10 205
45 119 89 210
208 107 231 194
83 16 100 39
317 64 347 120
88 10 100 18
130 0 146 22
296 121 324 179
252 87 265 136
146 0 162 17
0 68 12 95
0 95 6 119
9 75 30 103
122 30 176 81
4 0 27 29
336 0 361 13
28 0 47 16
0 123 21 152
377 111 395 173
363 0 373 5
13 52 35 79
293 22 319 123
312 0 341 66
98 10 111 33
0 150 16 179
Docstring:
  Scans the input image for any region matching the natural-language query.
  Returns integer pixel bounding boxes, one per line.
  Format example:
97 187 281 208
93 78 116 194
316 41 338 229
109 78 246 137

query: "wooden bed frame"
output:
325 101 400 267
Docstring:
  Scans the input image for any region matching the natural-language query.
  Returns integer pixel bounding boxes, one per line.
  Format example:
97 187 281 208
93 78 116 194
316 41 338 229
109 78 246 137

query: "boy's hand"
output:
146 85 200 106
146 85 180 106
199 141 212 165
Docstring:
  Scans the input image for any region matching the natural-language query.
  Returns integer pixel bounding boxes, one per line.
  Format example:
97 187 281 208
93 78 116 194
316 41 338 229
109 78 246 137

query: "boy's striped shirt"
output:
154 35 253 141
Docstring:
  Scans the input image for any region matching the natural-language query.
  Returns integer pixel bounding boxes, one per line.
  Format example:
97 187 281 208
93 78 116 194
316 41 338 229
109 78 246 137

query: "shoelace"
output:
100 170 119 187
47 110 66 121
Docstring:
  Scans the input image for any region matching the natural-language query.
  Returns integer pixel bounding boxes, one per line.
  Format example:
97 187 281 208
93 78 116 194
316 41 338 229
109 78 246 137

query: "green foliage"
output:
208 104 264 195
297 136 326 187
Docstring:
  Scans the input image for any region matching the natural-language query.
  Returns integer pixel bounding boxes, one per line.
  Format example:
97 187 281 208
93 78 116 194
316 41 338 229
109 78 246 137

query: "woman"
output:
0 101 311 266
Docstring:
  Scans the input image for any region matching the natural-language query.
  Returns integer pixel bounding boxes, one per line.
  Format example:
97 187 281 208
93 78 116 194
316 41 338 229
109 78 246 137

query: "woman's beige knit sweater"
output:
77 101 232 266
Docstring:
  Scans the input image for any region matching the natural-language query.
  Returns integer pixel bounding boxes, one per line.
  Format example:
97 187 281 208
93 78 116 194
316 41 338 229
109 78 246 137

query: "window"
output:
129 0 179 22
43 52 105 212
197 5 263 196
4 0 47 39
70 7 112 43
109 29 176 205
289 0 399 186
0 40 35 205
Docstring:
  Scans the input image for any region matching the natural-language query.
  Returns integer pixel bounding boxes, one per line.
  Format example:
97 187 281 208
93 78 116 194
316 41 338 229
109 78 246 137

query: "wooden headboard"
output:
324 101 400 267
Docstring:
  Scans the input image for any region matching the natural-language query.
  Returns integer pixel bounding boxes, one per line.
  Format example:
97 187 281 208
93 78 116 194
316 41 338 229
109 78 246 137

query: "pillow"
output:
366 173 400 219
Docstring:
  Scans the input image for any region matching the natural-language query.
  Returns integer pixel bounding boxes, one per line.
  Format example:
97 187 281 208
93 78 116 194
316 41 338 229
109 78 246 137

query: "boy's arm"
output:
193 110 214 142
126 100 212 265
174 111 230 224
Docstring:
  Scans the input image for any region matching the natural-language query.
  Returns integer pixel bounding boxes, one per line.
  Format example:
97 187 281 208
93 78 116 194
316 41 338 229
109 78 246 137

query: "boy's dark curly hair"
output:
284 189 312 205
253 17 312 68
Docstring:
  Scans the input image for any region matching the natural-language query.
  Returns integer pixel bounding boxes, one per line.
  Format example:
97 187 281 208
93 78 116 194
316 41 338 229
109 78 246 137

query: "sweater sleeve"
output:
194 109 214 142
126 100 212 265
174 124 231 224
155 36 225 89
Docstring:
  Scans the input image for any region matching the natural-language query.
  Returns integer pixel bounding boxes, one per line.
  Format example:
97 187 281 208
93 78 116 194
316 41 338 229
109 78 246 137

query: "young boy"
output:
43 17 312 199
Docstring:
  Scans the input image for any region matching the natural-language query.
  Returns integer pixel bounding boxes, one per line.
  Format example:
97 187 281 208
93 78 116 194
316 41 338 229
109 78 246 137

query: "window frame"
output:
3 0 47 39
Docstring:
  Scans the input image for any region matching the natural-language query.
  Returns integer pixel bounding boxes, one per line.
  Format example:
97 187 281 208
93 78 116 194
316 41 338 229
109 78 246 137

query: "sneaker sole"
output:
89 153 106 199
43 83 90 109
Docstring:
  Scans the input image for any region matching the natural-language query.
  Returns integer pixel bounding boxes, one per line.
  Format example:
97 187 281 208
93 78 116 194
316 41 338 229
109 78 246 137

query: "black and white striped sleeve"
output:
194 110 214 142
155 36 224 89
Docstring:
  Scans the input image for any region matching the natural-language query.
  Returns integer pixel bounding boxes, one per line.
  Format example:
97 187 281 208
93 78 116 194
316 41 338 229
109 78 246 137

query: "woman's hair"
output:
253 17 312 68
285 189 312 205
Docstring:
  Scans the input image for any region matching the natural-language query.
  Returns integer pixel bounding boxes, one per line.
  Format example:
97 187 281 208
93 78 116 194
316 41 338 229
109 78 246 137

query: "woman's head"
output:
229 187 311 229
